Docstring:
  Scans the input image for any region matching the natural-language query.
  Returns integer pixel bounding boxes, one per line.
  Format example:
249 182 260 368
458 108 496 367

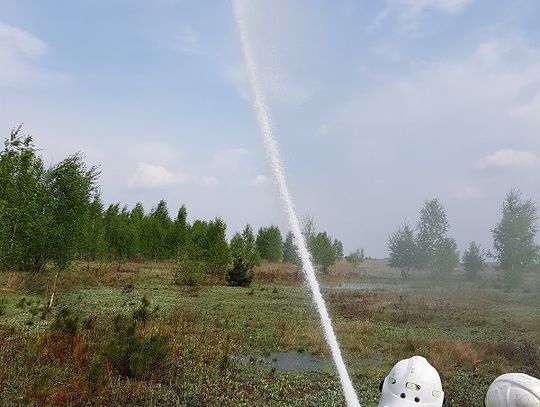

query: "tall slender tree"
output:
493 190 539 275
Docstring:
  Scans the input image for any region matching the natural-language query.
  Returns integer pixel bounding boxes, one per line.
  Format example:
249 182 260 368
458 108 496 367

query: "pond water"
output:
236 350 384 373
236 350 332 373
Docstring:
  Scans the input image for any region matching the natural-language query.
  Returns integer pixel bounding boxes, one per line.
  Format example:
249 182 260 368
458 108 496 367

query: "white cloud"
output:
0 21 69 87
511 92 540 130
475 149 539 170
202 176 218 185
251 174 268 186
316 123 330 136
223 61 314 107
212 148 249 170
128 162 181 189
456 186 482 199
375 0 473 29
332 39 540 142
172 25 200 54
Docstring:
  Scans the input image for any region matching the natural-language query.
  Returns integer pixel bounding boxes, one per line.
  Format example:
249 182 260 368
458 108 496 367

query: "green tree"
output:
47 154 99 269
432 237 459 275
493 190 539 277
205 218 231 275
282 231 301 267
345 249 365 270
256 225 283 262
172 204 189 257
387 223 417 279
0 128 50 272
333 239 344 260
309 232 337 274
129 203 146 260
226 256 254 287
81 193 106 268
0 128 97 272
149 200 173 261
416 198 450 271
462 241 485 280
230 224 260 267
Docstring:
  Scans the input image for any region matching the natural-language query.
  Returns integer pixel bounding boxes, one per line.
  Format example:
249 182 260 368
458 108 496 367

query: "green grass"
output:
0 261 538 406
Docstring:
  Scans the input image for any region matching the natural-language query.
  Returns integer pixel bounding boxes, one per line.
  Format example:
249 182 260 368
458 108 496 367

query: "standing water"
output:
232 2 362 406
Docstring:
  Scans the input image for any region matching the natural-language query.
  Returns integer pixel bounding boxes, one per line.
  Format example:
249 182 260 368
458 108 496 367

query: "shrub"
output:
132 294 151 323
462 241 485 279
174 256 207 286
51 307 79 335
105 314 168 378
226 256 253 287
88 355 107 391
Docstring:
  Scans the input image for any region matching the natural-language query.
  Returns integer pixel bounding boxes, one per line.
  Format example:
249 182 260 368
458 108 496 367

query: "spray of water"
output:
232 2 361 406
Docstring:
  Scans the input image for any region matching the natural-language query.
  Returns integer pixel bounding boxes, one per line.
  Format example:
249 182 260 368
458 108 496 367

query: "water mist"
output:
232 2 361 406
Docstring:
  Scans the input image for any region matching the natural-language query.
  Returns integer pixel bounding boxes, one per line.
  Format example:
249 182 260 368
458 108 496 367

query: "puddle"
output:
324 282 411 292
236 350 332 373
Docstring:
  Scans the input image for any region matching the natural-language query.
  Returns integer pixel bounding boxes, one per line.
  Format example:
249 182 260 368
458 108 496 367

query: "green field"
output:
0 260 539 406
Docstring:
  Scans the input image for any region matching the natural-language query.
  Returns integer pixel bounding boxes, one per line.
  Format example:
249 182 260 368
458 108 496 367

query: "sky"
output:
1 0 540 258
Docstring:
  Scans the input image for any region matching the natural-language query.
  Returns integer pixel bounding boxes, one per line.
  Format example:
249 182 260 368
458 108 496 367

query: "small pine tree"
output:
226 256 253 287
282 231 301 268
462 241 485 280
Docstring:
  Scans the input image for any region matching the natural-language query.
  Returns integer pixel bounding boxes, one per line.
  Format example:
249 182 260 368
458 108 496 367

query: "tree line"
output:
0 129 350 276
387 193 539 283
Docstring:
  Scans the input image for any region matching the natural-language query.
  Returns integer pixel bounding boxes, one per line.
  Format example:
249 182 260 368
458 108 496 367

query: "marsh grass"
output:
0 260 538 406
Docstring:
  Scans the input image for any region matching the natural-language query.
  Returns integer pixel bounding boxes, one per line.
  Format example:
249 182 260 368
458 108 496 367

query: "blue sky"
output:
1 0 540 257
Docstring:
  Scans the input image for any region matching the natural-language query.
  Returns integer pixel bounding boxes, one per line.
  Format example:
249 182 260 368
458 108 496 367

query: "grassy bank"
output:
0 260 538 406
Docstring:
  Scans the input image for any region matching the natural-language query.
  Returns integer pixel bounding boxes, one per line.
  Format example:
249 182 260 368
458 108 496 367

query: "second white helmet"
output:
484 373 540 407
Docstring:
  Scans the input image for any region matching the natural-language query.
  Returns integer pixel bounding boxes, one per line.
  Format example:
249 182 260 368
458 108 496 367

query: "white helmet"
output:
379 356 445 407
484 373 540 407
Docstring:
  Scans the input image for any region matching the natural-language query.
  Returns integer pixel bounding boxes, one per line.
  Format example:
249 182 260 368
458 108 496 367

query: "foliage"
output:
415 198 450 271
309 232 337 274
300 215 343 274
345 249 365 269
432 237 459 275
256 225 283 261
282 231 301 267
492 190 539 275
387 223 417 279
80 194 106 265
105 314 168 379
149 200 173 261
51 307 79 335
132 294 157 323
462 242 485 279
173 204 189 256
226 256 254 287
204 218 232 274
0 126 98 272
332 239 344 260
230 224 260 267
174 255 207 286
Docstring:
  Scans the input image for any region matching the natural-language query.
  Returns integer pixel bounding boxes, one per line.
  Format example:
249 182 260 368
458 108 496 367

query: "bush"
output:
132 294 154 323
226 256 253 287
462 242 485 280
105 314 168 378
51 307 79 335
174 256 207 286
